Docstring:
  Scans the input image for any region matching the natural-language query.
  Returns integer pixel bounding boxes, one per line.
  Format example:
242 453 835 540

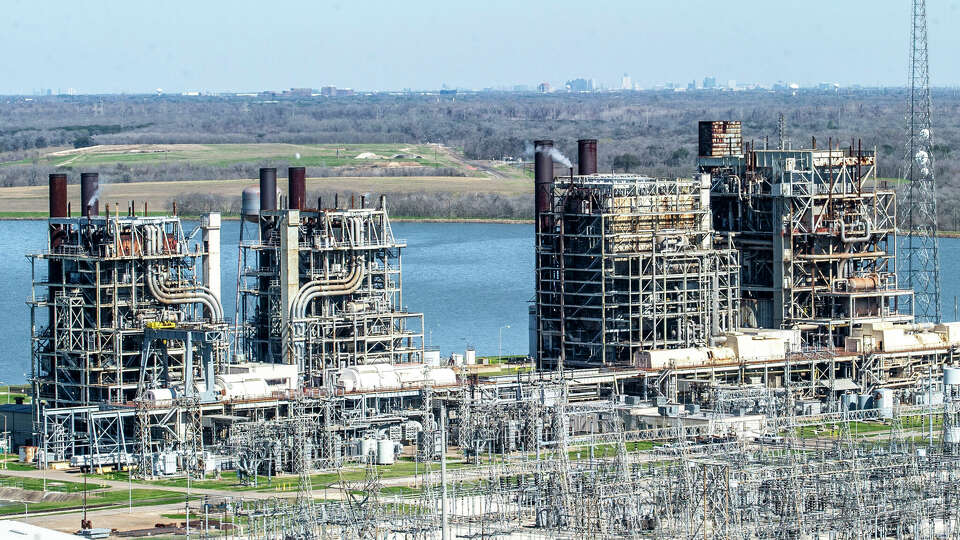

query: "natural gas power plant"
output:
20 122 960 539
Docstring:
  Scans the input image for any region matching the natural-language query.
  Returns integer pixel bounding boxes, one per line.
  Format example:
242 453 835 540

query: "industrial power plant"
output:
14 112 960 538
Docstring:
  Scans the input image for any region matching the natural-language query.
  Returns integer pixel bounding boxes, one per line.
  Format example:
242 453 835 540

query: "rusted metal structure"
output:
238 168 424 384
700 122 911 347
535 140 740 369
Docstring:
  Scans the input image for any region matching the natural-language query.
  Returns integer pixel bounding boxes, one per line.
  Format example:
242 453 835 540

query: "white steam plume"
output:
534 144 572 168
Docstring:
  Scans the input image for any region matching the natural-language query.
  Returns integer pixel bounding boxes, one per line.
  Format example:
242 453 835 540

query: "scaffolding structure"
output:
701 121 912 347
238 173 423 384
537 172 740 369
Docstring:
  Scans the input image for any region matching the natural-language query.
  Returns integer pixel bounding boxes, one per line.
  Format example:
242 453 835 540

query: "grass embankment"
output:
0 143 463 171
0 174 532 216
0 488 196 516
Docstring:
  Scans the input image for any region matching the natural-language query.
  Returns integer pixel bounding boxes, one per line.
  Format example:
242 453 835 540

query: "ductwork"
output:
840 220 871 243
291 258 365 319
144 226 224 321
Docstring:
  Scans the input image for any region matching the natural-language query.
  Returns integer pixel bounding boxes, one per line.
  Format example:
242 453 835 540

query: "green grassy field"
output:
0 143 464 171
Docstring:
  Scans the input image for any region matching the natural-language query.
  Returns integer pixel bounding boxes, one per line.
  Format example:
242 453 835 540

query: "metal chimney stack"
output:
259 168 278 211
80 173 99 217
578 139 598 175
534 140 555 233
288 167 306 210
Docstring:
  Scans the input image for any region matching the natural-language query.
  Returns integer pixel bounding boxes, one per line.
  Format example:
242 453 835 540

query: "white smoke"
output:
535 144 572 168
88 186 102 206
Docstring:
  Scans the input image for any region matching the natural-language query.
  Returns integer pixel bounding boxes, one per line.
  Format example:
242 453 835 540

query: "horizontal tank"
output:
338 364 457 393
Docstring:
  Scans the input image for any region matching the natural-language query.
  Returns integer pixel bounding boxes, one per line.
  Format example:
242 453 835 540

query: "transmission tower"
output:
902 0 942 322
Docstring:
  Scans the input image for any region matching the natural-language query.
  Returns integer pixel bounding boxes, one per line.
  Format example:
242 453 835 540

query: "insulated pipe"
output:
80 172 99 217
288 167 306 210
840 220 871 243
144 227 223 320
577 139 598 175
291 259 365 318
294 265 365 319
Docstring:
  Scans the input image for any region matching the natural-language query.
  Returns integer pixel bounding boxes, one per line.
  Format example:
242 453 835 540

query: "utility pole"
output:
902 0 942 323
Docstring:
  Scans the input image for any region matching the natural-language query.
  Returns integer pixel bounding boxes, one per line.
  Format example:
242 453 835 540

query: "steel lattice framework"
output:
902 0 942 323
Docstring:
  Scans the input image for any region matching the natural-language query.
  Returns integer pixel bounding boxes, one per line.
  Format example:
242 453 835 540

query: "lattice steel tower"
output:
903 0 942 322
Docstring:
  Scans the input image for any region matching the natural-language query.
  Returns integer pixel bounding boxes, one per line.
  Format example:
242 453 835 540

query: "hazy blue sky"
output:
6 0 960 94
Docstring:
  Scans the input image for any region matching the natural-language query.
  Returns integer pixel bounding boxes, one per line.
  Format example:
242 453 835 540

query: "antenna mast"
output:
902 0 942 323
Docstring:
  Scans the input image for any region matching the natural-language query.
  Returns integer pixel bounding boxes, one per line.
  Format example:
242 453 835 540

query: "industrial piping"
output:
291 258 365 318
144 226 224 321
578 139 598 175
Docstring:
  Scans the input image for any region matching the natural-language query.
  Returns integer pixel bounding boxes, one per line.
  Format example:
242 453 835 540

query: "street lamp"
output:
498 325 511 362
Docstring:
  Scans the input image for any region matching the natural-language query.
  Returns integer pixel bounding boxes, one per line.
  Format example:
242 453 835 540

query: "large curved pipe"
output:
840 220 871 243
145 226 224 321
291 259 365 319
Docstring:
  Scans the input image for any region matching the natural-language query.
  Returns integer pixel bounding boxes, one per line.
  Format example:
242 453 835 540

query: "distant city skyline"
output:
4 0 959 95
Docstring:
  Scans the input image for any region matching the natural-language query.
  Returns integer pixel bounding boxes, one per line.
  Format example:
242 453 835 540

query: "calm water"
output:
2 220 958 384
0 220 534 383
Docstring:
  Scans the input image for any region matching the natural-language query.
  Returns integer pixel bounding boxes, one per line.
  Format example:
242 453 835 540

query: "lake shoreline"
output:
0 215 534 225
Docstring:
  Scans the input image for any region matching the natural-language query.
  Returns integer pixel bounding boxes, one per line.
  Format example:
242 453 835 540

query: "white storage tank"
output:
875 388 895 418
359 438 377 462
376 439 396 465
241 187 260 222
424 350 442 367
451 353 464 365
945 367 960 386
464 348 477 365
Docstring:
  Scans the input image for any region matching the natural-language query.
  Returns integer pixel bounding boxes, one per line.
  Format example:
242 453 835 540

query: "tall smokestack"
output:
577 139 598 175
48 173 68 330
49 174 68 218
288 167 306 210
259 168 277 211
80 173 99 217
534 140 555 232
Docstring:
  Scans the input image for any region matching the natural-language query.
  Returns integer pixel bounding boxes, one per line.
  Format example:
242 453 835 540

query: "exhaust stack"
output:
80 173 99 217
577 139 598 175
288 167 306 210
259 168 278 211
49 174 68 218
534 140 555 232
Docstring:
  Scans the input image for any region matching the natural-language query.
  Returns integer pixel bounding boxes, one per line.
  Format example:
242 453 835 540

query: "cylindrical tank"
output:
80 172 99 217
242 187 260 222
577 139 598 175
49 174 68 218
875 388 895 418
288 167 306 210
144 388 176 404
424 350 441 367
945 367 960 386
465 348 476 365
360 438 377 462
376 439 396 465
841 392 856 411
259 168 277 211
857 393 873 410
534 140 554 233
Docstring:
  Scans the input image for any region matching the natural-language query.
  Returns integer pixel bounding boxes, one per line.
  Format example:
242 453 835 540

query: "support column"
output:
202 213 221 308
280 210 300 364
